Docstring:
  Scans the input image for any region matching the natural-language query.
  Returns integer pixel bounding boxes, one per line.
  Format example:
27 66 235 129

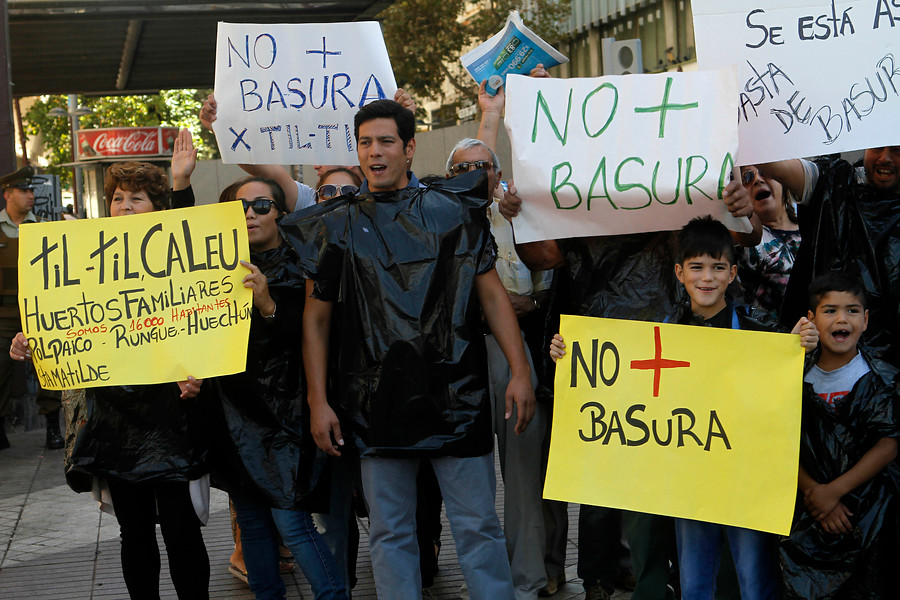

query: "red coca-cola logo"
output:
77 127 179 159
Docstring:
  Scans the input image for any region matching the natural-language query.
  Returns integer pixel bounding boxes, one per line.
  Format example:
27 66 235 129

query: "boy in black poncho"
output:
781 271 900 598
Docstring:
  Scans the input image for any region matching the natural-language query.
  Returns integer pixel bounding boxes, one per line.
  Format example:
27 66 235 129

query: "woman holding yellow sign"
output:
10 154 212 600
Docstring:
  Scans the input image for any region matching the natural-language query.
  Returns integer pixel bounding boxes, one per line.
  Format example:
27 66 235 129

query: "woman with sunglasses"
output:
736 165 801 320
314 168 361 203
208 177 346 600
11 159 210 600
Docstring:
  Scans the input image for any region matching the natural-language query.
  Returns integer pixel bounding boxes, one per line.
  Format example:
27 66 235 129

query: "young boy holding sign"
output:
781 271 900 599
551 216 818 600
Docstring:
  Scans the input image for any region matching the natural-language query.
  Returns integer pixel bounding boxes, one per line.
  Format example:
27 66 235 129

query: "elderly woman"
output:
10 157 210 600
208 176 346 600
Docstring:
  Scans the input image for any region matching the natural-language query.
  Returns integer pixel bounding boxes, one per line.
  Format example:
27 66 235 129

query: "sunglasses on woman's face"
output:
741 169 764 186
241 198 276 214
316 184 359 200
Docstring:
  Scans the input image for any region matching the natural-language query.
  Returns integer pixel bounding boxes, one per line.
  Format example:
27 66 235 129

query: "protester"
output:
499 63 757 600
763 147 900 365
781 270 900 598
199 90 405 596
550 217 818 600
308 161 441 595
656 216 813 600
207 177 346 600
10 160 210 600
285 98 533 600
314 167 361 202
736 164 800 320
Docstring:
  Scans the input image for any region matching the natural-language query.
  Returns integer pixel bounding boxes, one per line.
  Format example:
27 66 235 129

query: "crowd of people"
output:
1 60 899 600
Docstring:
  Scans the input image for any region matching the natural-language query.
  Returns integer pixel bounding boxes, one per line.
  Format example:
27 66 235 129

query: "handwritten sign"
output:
544 315 803 535
213 21 397 166
693 0 900 165
17 203 253 389
503 70 742 244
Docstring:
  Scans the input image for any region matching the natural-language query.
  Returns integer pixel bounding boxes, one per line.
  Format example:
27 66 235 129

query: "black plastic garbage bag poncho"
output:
280 170 496 459
63 384 209 492
208 243 326 511
556 231 680 321
780 157 900 365
780 352 900 599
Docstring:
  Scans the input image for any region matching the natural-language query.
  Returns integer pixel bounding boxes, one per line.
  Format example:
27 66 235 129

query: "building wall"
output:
559 0 696 78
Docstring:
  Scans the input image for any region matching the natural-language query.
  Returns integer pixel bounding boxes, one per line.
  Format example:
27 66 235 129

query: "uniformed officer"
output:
0 166 63 450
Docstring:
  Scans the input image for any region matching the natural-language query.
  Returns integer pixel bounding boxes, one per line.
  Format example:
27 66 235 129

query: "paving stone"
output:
0 427 607 599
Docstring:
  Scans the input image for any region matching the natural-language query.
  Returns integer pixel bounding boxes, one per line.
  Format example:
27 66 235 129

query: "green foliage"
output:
24 89 217 186
381 0 572 111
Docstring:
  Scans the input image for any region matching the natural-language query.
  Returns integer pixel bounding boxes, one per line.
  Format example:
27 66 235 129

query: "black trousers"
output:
107 479 209 600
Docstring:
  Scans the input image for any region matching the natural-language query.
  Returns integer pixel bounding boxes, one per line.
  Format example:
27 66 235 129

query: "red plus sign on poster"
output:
629 325 690 397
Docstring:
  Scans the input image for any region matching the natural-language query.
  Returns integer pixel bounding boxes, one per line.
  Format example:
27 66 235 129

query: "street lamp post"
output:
48 95 91 216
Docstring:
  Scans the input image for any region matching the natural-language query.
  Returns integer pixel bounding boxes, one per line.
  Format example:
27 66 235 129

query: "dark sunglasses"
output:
741 169 764 186
241 198 276 214
449 160 493 174
316 184 359 200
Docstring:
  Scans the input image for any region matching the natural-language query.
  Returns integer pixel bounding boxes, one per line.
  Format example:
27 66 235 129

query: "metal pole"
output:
68 94 82 214
0 0 17 174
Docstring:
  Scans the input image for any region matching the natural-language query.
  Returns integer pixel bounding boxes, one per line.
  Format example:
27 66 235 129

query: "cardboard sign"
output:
544 315 803 535
693 0 900 164
503 69 744 244
18 203 253 389
213 21 397 166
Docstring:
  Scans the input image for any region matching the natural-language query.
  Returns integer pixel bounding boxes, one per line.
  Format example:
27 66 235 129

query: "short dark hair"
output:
808 271 867 311
676 215 735 265
354 100 415 146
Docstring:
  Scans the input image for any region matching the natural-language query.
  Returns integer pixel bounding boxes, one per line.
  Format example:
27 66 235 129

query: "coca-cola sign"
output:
76 127 180 160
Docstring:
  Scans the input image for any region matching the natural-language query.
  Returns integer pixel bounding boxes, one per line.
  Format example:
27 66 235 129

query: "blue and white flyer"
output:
461 11 568 96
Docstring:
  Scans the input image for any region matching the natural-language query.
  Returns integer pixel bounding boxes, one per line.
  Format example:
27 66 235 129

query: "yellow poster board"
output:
545 315 804 535
17 203 252 389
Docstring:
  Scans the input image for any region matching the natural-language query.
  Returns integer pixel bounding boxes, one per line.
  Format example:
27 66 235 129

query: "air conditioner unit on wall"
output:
601 37 643 75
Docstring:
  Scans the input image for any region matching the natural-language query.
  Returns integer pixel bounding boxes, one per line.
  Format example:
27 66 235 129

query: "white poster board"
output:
504 69 742 244
693 0 900 165
213 21 397 166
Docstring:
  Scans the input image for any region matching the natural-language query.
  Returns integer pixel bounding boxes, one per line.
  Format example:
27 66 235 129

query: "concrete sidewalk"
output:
0 429 628 599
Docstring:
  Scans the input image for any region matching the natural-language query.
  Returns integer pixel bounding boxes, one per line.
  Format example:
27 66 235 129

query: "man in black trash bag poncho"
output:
281 99 534 600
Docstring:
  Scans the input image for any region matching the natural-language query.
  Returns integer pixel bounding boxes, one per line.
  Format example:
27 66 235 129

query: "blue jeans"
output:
313 454 356 594
360 453 515 600
231 494 346 600
674 518 777 600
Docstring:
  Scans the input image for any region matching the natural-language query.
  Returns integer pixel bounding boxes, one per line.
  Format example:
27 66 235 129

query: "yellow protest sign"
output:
17 203 252 389
545 315 803 535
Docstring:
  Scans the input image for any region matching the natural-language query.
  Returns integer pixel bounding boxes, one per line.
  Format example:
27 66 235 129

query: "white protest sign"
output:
213 22 397 166
693 0 900 165
504 70 741 244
